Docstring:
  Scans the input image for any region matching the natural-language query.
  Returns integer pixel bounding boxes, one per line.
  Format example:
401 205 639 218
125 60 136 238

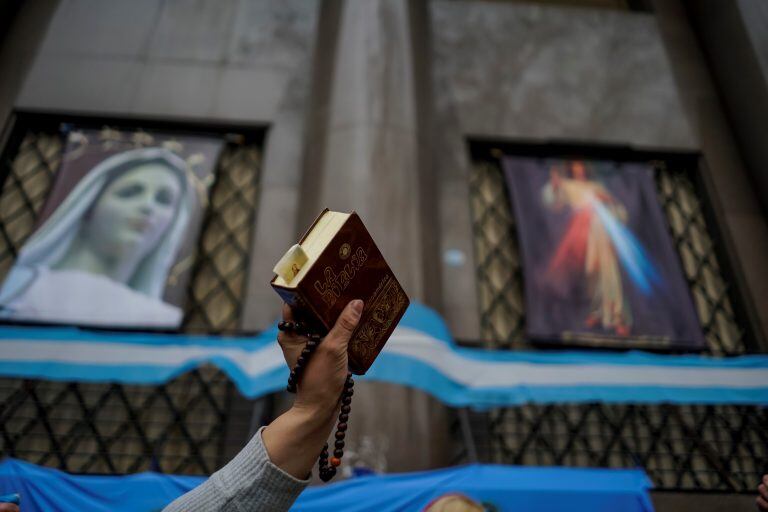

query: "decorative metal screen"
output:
183 142 261 334
0 119 262 475
467 403 768 492
467 146 766 491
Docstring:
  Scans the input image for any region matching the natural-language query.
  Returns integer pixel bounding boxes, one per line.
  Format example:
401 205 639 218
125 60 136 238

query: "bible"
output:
271 209 410 375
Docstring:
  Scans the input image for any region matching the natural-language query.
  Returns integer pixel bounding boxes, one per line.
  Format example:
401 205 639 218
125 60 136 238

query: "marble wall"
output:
429 0 697 338
0 0 58 126
430 1 694 146
18 0 318 123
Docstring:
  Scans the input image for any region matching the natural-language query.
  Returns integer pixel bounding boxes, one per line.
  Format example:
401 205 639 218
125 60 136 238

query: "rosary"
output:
277 320 354 482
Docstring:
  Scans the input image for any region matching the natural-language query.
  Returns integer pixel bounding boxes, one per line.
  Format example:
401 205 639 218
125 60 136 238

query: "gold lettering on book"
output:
314 246 368 307
352 276 408 362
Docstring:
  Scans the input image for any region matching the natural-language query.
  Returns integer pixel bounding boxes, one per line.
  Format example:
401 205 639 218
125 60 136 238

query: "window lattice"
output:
0 125 261 475
471 403 768 492
653 160 745 355
469 161 526 348
183 144 261 333
467 153 764 491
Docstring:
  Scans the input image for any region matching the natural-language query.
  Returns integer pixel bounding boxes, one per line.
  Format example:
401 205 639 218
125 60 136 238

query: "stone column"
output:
0 0 59 128
653 0 768 349
299 0 451 472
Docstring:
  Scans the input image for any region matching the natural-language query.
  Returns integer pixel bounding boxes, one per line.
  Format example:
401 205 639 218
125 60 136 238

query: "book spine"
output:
272 286 329 334
273 286 302 309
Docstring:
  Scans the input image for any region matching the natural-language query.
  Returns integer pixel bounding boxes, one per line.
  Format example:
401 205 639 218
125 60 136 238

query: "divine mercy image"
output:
0 127 223 328
503 157 704 350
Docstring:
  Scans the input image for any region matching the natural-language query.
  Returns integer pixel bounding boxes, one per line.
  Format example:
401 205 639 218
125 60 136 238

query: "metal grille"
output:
183 143 261 333
469 160 526 348
473 403 768 491
0 122 262 475
0 132 62 279
653 160 745 355
468 150 765 491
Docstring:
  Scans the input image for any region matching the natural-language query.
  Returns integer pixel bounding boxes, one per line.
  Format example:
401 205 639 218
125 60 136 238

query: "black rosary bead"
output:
319 467 336 482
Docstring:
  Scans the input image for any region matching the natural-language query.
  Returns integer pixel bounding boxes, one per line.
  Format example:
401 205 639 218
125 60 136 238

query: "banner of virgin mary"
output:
0 127 224 329
503 157 704 350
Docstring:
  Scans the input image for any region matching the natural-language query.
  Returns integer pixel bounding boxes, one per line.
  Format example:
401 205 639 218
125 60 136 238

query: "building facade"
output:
0 1 766 510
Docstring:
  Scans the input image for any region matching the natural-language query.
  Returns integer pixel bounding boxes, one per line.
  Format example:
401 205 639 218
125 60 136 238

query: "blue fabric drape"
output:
0 458 654 512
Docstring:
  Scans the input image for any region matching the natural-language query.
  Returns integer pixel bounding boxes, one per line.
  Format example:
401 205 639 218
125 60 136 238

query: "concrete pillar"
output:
653 0 768 350
299 0 451 472
0 0 59 130
302 0 423 291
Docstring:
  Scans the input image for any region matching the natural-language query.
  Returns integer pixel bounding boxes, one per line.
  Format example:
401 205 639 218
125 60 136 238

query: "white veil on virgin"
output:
0 147 194 309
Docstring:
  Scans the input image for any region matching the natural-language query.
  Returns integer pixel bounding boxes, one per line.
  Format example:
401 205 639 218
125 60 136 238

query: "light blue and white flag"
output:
0 302 766 408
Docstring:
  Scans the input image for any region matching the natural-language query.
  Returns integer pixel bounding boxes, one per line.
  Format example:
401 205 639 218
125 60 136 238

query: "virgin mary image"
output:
0 147 194 328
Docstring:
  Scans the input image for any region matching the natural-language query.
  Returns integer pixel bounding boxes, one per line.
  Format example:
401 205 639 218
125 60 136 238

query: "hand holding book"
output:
268 209 410 481
263 299 364 480
276 300 363 414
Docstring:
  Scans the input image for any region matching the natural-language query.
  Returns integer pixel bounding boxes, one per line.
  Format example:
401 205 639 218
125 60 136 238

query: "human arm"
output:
163 299 363 511
262 300 361 478
758 474 768 511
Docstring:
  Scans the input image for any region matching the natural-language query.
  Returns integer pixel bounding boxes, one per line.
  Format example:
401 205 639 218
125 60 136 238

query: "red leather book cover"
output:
271 212 410 375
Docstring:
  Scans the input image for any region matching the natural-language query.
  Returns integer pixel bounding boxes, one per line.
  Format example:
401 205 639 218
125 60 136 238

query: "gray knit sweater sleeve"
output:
163 427 310 511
